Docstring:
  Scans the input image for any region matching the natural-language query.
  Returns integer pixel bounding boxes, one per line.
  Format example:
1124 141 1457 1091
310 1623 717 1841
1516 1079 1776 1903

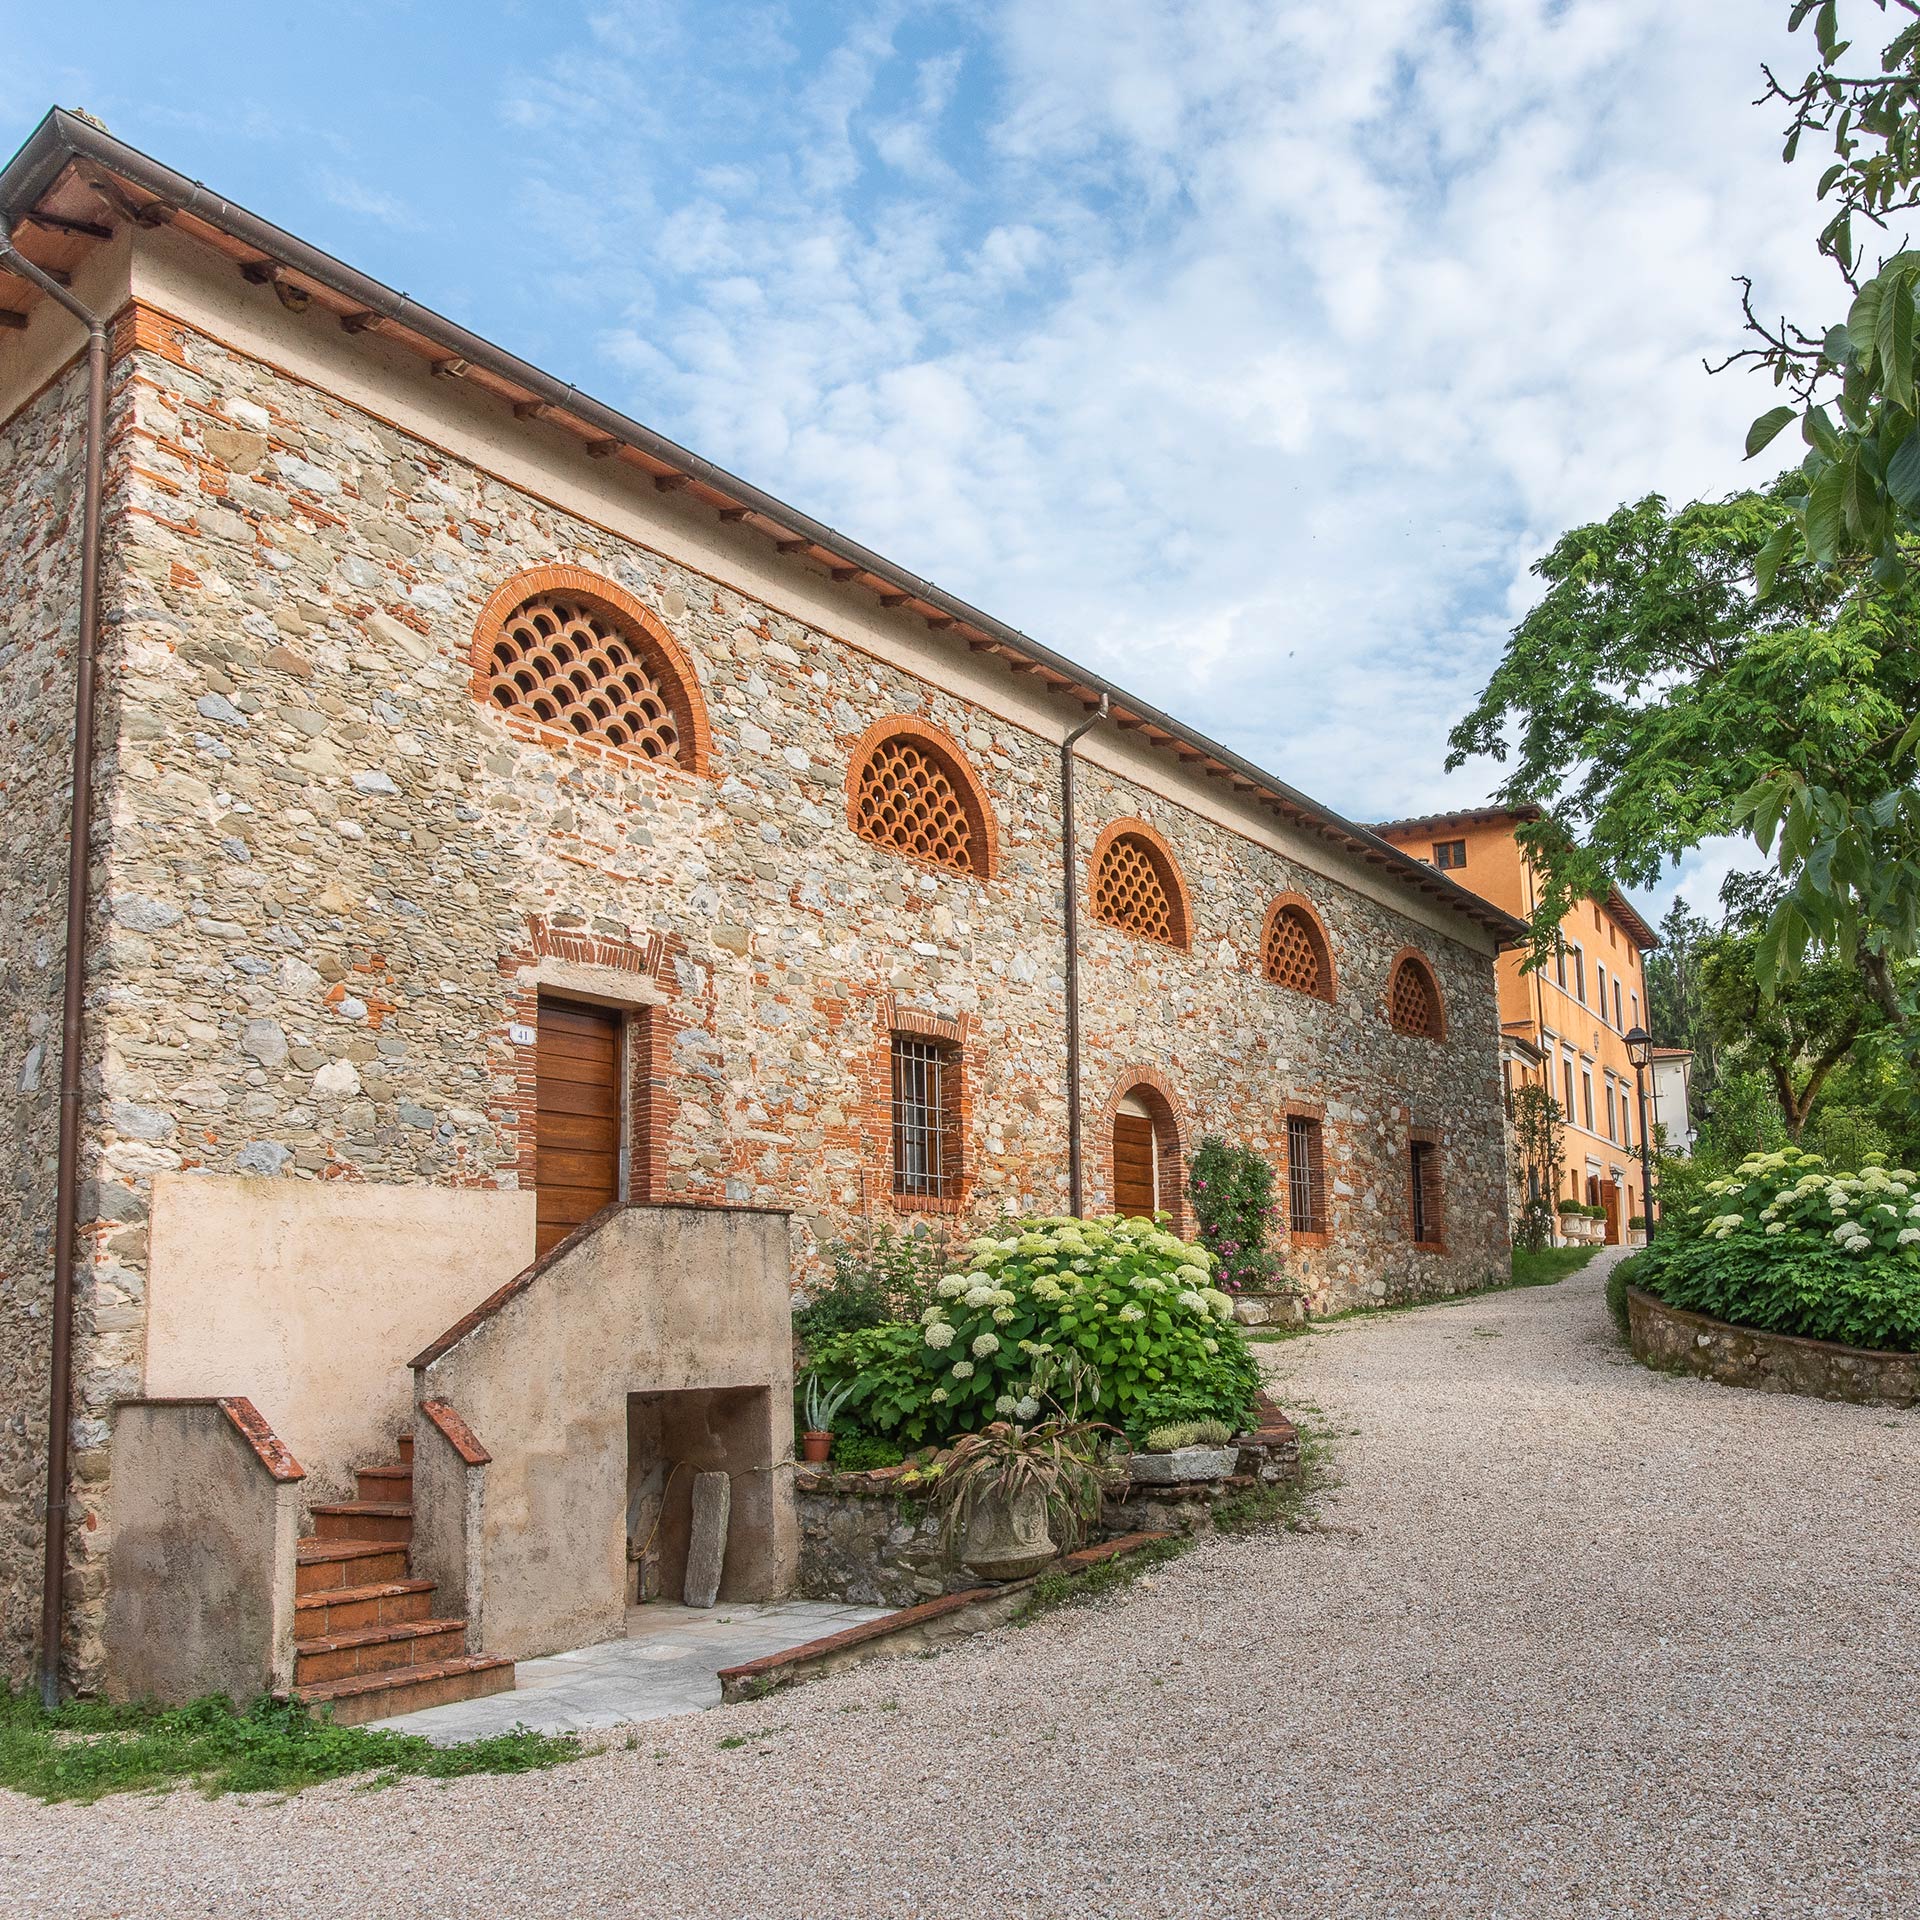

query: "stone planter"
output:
1232 1291 1306 1329
1123 1444 1238 1486
960 1485 1057 1583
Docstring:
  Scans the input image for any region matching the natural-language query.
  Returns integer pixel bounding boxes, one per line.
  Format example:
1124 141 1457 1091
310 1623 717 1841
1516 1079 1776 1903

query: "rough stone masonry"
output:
0 236 1511 1692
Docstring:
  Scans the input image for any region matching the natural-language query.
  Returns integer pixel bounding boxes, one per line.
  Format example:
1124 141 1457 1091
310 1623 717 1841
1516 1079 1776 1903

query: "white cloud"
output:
503 0 1839 858
315 169 420 231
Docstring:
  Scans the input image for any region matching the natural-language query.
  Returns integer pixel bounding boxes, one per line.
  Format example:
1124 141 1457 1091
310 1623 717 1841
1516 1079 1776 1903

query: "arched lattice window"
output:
1090 822 1190 951
1262 899 1334 1000
471 567 709 772
847 724 992 877
1388 952 1444 1038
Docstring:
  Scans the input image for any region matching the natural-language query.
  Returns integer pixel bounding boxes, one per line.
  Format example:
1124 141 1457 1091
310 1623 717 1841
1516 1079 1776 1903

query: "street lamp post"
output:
1624 1026 1656 1246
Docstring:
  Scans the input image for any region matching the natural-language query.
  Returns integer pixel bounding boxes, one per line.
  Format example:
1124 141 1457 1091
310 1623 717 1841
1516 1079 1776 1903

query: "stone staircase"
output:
283 1432 514 1726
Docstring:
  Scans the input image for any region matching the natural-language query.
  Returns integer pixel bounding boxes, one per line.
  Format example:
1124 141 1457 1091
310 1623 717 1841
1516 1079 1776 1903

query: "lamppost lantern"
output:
1623 1027 1657 1243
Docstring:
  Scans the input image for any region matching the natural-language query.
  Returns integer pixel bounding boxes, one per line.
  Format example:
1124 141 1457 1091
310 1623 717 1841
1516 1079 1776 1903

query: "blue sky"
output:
3 1 1836 923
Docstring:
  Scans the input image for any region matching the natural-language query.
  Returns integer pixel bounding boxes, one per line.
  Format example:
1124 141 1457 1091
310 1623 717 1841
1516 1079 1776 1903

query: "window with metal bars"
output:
891 1035 959 1199
1286 1115 1326 1236
1409 1139 1442 1246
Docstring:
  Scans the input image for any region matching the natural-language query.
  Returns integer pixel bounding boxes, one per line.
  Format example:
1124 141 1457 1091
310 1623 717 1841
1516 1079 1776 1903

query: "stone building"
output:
0 111 1520 1704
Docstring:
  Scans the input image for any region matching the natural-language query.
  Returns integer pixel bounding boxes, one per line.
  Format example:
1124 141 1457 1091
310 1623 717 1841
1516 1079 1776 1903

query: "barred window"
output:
851 732 986 875
1091 832 1188 949
1263 903 1333 1000
891 1035 960 1200
1286 1115 1326 1236
1388 954 1443 1038
1410 1139 1443 1246
483 590 693 762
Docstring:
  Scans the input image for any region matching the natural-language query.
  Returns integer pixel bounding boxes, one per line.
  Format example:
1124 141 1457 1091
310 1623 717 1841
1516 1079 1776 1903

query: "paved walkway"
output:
371 1600 886 1743
5 1249 1918 1918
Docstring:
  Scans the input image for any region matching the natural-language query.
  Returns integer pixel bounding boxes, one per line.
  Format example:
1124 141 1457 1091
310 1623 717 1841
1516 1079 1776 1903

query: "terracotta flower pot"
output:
801 1430 833 1464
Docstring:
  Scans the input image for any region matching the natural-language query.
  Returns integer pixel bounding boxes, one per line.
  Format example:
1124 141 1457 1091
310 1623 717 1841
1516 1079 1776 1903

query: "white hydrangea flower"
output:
930 1387 949 1403
995 1394 1017 1414
950 1360 974 1379
1117 1304 1145 1322
1202 1336 1219 1354
920 1305 944 1325
992 1306 1014 1325
1765 1221 1786 1236
991 1288 1016 1307
1013 1395 1041 1421
963 1285 996 1309
924 1322 956 1349
1176 1290 1208 1315
937 1275 970 1298
1174 1264 1208 1287
1203 1288 1235 1321
972 1332 1000 1358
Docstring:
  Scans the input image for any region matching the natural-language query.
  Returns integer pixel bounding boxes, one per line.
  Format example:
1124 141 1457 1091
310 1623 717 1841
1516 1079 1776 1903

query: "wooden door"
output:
534 998 623 1257
1598 1178 1621 1245
1113 1113 1158 1219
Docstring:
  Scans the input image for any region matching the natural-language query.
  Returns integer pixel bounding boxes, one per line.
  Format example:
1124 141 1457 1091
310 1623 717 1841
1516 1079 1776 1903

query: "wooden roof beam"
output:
24 209 113 241
0 308 26 330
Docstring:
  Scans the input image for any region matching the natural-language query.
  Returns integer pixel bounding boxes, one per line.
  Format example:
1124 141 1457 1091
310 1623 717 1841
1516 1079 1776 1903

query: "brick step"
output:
296 1537 409 1594
293 1577 437 1638
285 1654 515 1728
398 1430 414 1465
310 1501 413 1544
356 1463 412 1503
294 1617 467 1687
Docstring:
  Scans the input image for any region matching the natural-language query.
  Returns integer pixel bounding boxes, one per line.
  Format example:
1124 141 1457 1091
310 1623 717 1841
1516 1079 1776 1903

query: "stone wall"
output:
11 295 1509 1686
0 357 95 1687
1626 1286 1920 1408
793 1468 961 1609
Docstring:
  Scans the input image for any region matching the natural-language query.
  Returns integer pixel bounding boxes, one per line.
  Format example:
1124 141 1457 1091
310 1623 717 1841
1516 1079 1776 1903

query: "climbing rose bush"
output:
808 1214 1261 1444
1632 1146 1920 1352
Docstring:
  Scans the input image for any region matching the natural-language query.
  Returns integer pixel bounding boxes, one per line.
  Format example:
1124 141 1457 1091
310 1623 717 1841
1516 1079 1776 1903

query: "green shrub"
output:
1632 1147 1920 1351
794 1224 949 1349
1606 1250 1641 1339
830 1433 904 1472
1140 1418 1231 1451
1188 1136 1282 1293
808 1215 1262 1444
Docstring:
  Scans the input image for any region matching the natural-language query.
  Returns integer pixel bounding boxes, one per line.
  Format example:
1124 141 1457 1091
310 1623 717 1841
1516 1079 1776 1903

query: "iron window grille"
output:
1410 1140 1441 1245
1287 1115 1326 1235
891 1035 958 1199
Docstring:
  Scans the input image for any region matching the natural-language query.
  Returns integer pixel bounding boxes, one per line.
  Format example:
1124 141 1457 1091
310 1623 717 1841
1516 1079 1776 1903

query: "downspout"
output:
1060 694 1109 1216
0 222 109 1709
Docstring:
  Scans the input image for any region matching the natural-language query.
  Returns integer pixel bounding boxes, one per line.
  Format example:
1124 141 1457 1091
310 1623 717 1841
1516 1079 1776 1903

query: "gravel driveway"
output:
7 1247 1918 1919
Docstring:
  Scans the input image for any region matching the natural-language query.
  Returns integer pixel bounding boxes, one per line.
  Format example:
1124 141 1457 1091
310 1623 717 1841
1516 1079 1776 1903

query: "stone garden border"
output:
1625 1286 1920 1409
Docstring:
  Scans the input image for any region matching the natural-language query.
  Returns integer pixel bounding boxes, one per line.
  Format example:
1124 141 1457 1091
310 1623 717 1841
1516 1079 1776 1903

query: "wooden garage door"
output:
535 998 622 1257
1113 1113 1158 1219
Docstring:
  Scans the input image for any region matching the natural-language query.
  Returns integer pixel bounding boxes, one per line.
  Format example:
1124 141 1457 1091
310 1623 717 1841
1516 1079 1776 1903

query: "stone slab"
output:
684 1470 731 1608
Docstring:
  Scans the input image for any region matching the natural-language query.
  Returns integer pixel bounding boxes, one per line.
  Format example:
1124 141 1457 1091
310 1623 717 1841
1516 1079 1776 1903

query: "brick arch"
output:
1259 891 1337 1002
1094 1065 1190 1235
1385 944 1446 1040
842 714 999 880
471 564 713 776
1089 816 1193 952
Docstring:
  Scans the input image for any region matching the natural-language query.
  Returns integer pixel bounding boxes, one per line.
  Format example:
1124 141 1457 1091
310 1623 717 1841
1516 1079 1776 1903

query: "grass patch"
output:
1014 1535 1191 1623
0 1686 579 1804
1510 1245 1600 1289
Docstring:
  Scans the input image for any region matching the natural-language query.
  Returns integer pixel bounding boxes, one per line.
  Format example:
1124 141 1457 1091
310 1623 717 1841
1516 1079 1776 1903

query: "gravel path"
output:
7 1248 1919 1919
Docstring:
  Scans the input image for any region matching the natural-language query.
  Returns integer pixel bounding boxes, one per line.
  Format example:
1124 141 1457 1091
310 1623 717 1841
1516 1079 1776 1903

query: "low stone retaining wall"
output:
1626 1286 1920 1409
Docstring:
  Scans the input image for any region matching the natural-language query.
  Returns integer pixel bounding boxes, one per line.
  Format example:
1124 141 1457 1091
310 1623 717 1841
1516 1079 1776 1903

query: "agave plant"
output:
800 1370 859 1433
934 1417 1109 1556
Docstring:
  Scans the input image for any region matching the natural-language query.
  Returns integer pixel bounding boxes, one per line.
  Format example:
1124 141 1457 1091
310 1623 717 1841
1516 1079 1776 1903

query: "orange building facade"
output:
1373 808 1660 1243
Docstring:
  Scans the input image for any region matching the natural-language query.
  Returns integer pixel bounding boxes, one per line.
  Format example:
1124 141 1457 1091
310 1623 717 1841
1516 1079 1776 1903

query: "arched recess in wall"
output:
471 564 712 774
843 716 998 880
1386 947 1446 1039
1088 817 1193 952
1098 1069 1188 1234
1260 893 1337 1002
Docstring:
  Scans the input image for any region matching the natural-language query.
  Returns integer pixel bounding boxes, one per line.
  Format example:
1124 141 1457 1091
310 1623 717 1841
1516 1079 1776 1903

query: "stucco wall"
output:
102 1398 302 1703
414 1205 797 1660
145 1174 536 1501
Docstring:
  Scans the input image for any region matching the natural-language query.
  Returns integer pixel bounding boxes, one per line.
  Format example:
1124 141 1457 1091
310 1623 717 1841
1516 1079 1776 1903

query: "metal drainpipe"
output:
1060 694 1109 1217
0 222 109 1709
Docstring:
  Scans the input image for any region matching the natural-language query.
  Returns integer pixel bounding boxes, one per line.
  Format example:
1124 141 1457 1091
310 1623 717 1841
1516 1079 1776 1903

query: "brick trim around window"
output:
1282 1100 1331 1246
843 714 1000 881
1088 816 1194 952
470 564 713 776
1407 1126 1445 1250
1260 892 1338 1001
1385 945 1447 1040
860 996 978 1215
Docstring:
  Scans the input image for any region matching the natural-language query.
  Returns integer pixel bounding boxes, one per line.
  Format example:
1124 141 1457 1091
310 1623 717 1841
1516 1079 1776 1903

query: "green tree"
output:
1644 897 1719 1097
1510 1083 1564 1252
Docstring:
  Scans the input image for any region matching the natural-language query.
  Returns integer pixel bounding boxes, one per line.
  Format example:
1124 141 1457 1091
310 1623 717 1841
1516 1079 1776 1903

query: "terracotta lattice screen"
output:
1264 905 1330 998
1091 834 1183 948
1389 957 1441 1037
485 593 686 762
852 735 982 874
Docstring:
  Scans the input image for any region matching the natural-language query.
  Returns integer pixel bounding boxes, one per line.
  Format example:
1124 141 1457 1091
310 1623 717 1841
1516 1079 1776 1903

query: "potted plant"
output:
1122 1417 1237 1485
798 1371 858 1464
936 1418 1107 1582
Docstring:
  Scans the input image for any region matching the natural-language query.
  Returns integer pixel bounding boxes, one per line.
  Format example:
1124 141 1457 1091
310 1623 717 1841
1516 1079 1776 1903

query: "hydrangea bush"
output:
808 1214 1262 1445
1633 1146 1920 1351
